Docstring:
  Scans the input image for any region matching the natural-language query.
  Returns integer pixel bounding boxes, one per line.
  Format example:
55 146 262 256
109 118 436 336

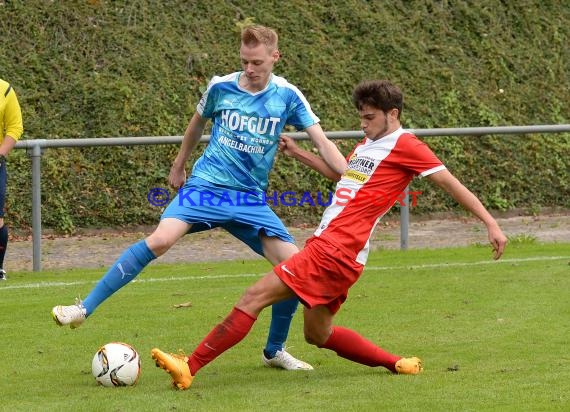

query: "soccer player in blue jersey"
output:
52 25 347 370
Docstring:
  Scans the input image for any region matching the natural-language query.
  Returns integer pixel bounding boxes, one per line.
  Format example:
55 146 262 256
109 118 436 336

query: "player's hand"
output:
168 164 186 190
488 225 508 260
279 135 299 157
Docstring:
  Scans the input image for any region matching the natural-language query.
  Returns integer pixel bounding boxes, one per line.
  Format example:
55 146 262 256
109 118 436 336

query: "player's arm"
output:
427 169 508 259
0 136 17 158
169 112 208 189
303 123 347 176
279 134 343 181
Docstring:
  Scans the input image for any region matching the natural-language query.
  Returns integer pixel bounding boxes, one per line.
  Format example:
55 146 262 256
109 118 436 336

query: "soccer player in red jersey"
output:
151 79 508 390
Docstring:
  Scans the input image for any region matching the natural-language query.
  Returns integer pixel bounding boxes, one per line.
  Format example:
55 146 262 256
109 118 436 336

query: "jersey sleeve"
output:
4 86 24 140
396 133 445 177
196 76 222 119
284 86 320 131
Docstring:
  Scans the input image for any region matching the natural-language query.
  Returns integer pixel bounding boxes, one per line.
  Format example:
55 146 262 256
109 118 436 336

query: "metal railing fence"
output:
14 124 570 271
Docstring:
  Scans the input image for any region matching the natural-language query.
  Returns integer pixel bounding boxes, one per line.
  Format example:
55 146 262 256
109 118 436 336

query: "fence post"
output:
27 141 44 272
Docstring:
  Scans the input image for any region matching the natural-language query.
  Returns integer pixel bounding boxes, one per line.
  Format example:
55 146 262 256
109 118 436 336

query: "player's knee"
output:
303 328 328 347
236 285 266 316
145 234 175 257
239 285 258 306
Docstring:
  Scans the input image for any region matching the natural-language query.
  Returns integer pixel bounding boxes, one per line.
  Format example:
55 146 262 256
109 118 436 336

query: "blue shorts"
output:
0 157 6 218
161 176 294 256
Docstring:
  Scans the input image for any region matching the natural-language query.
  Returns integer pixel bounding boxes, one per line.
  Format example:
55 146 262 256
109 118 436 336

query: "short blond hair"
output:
241 25 278 51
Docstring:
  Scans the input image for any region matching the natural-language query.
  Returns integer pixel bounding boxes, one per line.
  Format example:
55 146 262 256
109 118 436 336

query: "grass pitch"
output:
0 242 568 411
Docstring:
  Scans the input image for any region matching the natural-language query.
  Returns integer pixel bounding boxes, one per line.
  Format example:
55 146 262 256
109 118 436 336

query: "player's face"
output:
239 43 279 92
358 104 399 141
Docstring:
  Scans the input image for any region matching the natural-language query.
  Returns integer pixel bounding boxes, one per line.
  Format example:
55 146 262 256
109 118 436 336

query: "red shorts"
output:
274 236 364 314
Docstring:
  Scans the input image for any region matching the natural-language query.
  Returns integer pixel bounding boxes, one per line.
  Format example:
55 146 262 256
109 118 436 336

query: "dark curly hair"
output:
352 80 403 119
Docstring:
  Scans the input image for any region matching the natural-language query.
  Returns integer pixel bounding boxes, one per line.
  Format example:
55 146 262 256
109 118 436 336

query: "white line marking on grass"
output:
1 281 90 290
0 273 261 291
366 256 570 271
1 256 568 292
136 273 262 286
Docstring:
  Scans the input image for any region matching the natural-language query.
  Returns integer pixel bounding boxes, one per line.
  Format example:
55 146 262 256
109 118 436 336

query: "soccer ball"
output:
91 342 141 387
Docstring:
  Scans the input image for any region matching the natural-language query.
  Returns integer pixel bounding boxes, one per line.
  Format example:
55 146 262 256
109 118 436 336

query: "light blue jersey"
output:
192 72 319 192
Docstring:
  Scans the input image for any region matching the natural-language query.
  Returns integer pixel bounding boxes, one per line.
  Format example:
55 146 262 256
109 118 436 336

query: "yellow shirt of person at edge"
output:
0 79 24 143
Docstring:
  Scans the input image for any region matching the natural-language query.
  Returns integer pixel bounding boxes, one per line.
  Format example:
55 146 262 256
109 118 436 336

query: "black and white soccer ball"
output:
91 342 141 387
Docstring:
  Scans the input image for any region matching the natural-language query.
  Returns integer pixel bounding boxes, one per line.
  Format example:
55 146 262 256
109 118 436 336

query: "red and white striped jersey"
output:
314 127 446 264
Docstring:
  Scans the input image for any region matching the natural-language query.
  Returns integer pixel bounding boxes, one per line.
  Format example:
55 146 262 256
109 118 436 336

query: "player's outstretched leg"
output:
319 326 423 374
151 348 194 390
262 297 314 370
51 240 156 328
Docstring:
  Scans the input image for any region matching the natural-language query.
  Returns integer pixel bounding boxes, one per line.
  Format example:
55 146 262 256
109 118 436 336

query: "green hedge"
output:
1 0 568 233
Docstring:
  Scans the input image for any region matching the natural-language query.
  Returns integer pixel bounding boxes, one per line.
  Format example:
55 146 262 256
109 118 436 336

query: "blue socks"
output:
82 240 156 315
264 297 299 358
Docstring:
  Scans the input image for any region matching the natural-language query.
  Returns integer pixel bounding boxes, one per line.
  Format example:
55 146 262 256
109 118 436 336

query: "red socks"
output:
188 307 257 375
320 326 401 372
187 311 400 375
